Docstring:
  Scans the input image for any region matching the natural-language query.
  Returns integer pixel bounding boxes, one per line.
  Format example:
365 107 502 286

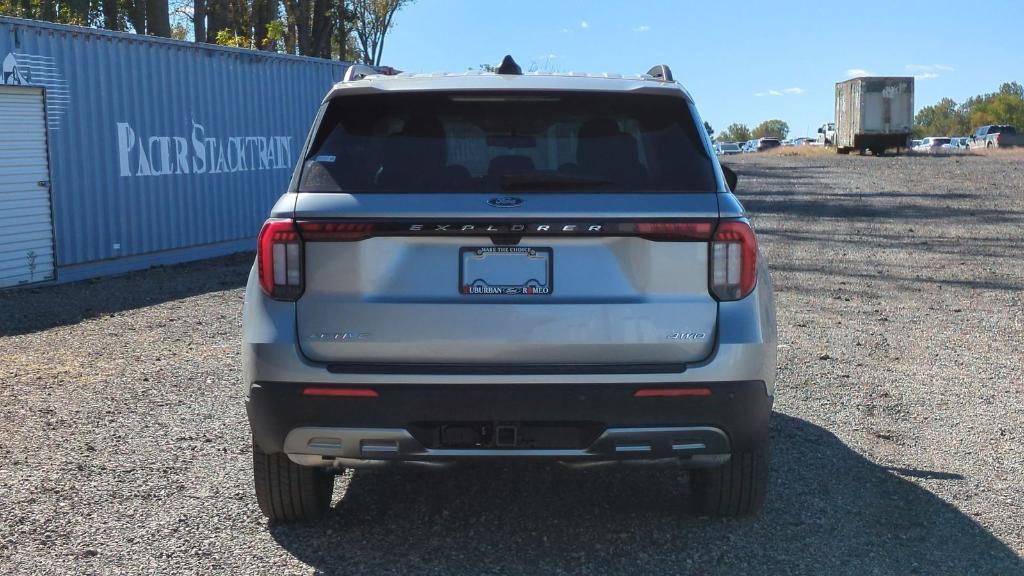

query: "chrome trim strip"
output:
284 425 730 463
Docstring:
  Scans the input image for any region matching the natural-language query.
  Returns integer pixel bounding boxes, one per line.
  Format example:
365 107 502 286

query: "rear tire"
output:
689 440 768 516
253 443 335 522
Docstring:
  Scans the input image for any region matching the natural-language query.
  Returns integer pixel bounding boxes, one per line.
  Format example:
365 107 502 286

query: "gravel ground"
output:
1 153 1022 575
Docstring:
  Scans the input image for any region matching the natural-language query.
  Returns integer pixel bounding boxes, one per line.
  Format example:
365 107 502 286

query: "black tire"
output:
689 440 768 516
253 443 335 522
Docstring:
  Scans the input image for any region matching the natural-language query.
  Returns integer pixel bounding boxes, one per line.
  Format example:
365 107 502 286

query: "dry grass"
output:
969 147 1024 159
760 146 836 157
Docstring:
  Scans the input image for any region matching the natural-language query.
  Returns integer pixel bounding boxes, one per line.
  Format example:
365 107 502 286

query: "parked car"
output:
244 58 778 523
968 125 1023 149
742 139 758 152
756 138 782 152
816 122 836 146
911 139 922 149
717 142 742 155
914 137 952 152
950 137 970 150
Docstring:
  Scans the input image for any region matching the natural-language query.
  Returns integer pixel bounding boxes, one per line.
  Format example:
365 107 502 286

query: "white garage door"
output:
0 86 55 287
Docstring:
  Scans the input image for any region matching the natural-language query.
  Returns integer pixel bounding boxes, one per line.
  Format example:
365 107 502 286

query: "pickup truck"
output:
968 125 1024 149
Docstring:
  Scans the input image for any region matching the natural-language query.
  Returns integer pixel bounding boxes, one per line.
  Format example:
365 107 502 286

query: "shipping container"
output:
0 16 350 287
834 76 914 155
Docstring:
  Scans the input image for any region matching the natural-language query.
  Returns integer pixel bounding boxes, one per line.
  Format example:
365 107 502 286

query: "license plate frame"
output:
459 246 553 296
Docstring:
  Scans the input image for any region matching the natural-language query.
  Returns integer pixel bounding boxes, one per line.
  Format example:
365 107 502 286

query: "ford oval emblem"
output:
487 196 524 208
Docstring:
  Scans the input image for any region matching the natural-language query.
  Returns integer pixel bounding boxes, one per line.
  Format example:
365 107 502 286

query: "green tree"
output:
913 97 968 137
999 82 1024 98
970 93 1024 132
716 123 751 143
917 82 1024 136
751 119 789 139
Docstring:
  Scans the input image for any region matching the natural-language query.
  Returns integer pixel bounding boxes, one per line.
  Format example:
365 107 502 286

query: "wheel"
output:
253 442 335 522
836 147 850 155
689 439 768 516
986 141 994 149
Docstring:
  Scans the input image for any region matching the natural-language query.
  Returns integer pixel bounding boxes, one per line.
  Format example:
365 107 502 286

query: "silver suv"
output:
243 58 777 522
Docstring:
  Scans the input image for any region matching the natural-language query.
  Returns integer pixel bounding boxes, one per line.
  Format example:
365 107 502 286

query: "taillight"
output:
635 221 714 241
710 220 757 301
297 221 375 241
257 219 303 300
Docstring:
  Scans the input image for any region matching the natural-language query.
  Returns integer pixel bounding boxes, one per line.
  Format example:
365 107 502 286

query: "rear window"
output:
995 125 1016 134
299 91 716 193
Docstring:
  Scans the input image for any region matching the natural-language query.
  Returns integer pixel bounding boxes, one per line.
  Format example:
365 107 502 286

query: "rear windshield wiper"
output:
501 173 612 191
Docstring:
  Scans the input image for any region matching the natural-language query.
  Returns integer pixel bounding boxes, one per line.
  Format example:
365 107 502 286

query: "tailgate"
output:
293 193 720 369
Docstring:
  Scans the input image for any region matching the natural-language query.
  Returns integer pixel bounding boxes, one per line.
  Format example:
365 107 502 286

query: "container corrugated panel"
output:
0 17 348 274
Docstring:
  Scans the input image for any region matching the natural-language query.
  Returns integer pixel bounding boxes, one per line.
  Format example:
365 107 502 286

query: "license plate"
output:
460 247 553 295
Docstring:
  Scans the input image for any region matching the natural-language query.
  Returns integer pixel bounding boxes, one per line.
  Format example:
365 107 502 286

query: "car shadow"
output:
0 252 252 337
268 413 1022 575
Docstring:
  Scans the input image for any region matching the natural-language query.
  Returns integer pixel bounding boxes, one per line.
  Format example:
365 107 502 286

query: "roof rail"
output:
646 64 673 82
343 64 379 82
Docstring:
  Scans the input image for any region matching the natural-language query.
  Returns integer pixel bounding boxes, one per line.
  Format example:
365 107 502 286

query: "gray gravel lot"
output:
1 153 1023 575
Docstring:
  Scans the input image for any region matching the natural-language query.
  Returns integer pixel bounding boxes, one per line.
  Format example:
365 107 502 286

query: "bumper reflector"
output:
302 387 379 398
633 387 712 398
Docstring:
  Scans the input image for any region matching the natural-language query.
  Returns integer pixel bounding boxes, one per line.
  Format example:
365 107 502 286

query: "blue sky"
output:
384 0 1023 138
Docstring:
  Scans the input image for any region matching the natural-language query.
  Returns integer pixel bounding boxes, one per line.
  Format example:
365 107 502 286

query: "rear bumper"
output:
247 380 771 467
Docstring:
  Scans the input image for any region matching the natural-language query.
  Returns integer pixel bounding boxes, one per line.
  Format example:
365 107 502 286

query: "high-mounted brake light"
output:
258 219 303 301
710 220 757 301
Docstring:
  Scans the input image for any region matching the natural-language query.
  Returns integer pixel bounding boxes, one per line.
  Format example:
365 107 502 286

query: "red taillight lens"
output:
710 220 757 301
635 221 714 241
297 221 375 241
258 219 303 301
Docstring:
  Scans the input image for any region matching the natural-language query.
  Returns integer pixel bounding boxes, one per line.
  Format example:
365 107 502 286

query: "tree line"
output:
0 0 412 63
714 119 790 143
914 82 1023 137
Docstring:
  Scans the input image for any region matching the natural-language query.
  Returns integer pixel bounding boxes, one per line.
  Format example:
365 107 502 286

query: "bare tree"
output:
349 0 410 65
309 0 333 57
125 0 147 33
193 0 206 42
147 0 171 36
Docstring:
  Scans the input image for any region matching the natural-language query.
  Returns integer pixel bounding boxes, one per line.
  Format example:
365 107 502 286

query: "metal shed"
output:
0 16 349 287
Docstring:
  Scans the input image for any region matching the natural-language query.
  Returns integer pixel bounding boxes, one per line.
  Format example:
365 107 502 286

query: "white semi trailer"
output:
834 77 914 155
